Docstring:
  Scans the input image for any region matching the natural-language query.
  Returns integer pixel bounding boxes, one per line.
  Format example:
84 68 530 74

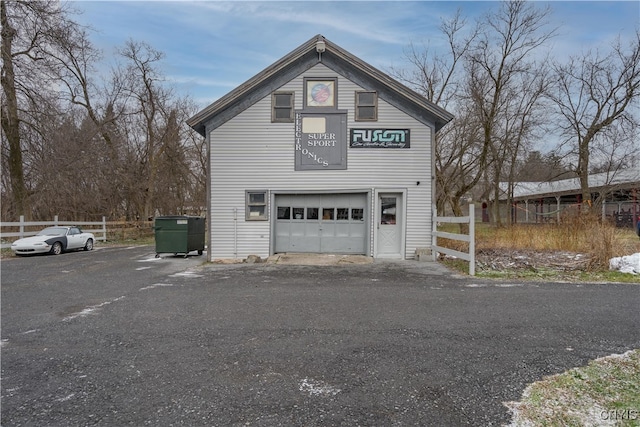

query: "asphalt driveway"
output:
2 246 639 426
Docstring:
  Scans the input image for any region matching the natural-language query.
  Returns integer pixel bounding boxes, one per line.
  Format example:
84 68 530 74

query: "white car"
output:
11 226 95 256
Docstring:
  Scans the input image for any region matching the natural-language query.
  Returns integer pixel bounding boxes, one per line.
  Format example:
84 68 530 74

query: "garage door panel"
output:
334 223 351 237
290 236 320 252
274 193 366 254
290 222 306 236
305 222 320 237
274 236 290 253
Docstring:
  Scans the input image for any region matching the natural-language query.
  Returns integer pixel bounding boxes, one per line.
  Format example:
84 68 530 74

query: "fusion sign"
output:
350 129 410 148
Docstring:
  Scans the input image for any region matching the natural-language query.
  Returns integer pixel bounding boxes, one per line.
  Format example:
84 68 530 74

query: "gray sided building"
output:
188 35 453 261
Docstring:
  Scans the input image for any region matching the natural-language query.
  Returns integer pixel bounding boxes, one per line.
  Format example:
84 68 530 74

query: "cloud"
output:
72 0 639 106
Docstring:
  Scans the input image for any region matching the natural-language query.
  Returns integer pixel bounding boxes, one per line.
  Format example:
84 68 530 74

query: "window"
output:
351 208 364 221
322 208 335 220
293 207 305 220
355 91 377 121
277 207 290 219
381 197 396 225
304 78 337 108
337 208 349 220
272 92 294 122
246 191 268 220
307 208 319 220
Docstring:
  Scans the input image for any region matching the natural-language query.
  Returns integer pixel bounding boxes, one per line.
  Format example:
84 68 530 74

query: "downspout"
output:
431 124 437 261
233 207 238 260
206 128 212 262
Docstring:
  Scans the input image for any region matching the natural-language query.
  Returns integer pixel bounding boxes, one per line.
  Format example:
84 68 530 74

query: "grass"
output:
506 349 640 426
473 269 640 283
474 215 639 270
438 214 640 281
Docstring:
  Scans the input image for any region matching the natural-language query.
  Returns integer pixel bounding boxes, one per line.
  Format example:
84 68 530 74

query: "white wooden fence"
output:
0 216 107 249
432 204 476 276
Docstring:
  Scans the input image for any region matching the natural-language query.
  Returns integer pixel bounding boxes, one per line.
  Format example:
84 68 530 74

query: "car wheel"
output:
51 242 63 255
84 239 94 251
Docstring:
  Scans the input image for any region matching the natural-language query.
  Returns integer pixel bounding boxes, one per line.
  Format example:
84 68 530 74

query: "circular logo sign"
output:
311 83 331 104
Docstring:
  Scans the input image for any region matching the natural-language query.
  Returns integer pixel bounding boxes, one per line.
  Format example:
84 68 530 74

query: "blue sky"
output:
72 1 639 109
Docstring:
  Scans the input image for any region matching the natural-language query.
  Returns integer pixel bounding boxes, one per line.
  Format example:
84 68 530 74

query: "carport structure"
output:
498 166 640 228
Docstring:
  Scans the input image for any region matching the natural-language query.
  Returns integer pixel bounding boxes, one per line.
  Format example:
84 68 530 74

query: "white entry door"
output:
377 193 402 257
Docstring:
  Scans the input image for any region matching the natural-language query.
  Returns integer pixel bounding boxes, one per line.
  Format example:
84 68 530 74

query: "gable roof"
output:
187 34 454 136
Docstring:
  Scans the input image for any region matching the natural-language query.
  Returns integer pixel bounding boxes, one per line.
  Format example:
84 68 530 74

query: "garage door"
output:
274 194 367 254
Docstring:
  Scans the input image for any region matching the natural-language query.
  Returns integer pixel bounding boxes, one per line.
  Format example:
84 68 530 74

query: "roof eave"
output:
187 35 323 136
188 35 455 136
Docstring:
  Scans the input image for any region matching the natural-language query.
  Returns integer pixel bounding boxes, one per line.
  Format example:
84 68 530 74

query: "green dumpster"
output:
154 216 205 258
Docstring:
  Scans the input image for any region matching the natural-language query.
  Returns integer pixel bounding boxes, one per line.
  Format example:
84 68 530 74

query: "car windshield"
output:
36 227 68 236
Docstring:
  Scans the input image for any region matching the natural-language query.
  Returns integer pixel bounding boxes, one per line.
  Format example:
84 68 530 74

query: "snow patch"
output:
299 378 341 397
137 257 163 262
139 283 174 291
55 393 76 402
609 253 640 275
63 296 125 321
169 271 203 278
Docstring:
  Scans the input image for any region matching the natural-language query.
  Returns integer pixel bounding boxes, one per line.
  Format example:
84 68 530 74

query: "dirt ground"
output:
474 249 592 273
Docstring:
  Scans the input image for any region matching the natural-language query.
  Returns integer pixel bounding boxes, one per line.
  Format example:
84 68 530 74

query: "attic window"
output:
272 92 294 122
355 91 377 121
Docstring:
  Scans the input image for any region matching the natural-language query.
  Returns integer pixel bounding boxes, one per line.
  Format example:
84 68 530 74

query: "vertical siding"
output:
208 64 432 259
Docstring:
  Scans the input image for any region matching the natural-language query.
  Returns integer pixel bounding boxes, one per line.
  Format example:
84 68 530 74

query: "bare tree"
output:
1 0 38 217
391 2 554 226
392 9 476 107
114 40 170 219
163 98 207 216
112 40 205 219
495 68 549 224
466 0 555 225
435 105 484 220
0 0 91 219
181 98 208 216
390 10 481 223
1 2 207 222
549 31 640 211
